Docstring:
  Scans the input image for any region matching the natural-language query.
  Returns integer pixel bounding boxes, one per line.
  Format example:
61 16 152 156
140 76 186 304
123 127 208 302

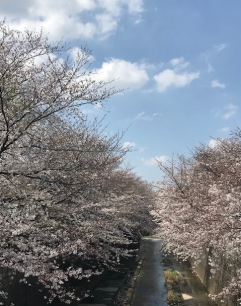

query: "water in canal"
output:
131 237 167 306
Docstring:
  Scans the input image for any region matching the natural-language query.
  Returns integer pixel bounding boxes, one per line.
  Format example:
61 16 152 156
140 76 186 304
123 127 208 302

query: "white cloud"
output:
139 60 162 71
97 0 143 15
134 111 152 121
139 147 146 153
95 13 117 35
154 69 200 92
223 104 238 119
207 63 215 73
124 0 144 14
93 58 149 91
6 11 97 41
202 44 227 73
122 142 136 149
215 103 238 120
211 79 226 89
219 127 230 133
0 0 144 40
170 57 189 70
215 43 227 52
133 112 162 121
141 155 170 166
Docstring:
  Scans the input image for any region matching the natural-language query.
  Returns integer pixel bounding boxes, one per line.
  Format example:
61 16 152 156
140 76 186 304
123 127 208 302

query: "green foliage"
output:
164 269 180 283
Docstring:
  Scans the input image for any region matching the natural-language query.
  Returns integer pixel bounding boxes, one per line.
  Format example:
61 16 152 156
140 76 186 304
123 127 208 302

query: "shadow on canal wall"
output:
193 252 239 306
166 253 239 306
163 254 217 306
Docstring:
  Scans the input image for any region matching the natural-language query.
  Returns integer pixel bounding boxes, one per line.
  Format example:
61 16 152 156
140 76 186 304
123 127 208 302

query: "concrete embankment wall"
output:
193 253 239 306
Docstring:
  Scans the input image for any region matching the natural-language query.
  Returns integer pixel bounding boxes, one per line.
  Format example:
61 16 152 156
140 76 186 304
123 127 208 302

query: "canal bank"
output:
163 254 217 306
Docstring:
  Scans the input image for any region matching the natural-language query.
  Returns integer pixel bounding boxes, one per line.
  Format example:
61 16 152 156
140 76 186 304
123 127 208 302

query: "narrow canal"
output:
78 237 217 306
131 237 167 306
131 237 217 306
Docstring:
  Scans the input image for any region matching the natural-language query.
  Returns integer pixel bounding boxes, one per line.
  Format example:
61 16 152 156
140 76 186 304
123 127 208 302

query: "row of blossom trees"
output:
154 131 241 303
0 20 156 304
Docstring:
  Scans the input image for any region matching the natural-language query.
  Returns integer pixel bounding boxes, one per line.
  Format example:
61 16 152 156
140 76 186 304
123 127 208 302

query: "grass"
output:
164 269 180 283
164 268 184 305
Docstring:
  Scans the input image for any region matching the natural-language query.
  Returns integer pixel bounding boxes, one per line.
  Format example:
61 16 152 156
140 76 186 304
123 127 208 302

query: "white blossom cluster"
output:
154 133 241 303
0 20 156 304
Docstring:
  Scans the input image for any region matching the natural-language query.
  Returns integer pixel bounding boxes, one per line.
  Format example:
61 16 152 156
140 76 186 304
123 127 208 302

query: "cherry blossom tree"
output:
0 18 118 158
0 20 156 304
154 131 241 303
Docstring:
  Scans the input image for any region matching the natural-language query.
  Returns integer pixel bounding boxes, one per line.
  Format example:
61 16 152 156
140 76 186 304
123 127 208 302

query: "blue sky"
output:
1 0 240 182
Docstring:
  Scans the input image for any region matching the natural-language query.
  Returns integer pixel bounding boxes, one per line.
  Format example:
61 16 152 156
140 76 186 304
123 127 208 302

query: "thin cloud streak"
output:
122 141 136 149
134 111 152 121
141 155 170 166
211 79 226 89
215 103 238 120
